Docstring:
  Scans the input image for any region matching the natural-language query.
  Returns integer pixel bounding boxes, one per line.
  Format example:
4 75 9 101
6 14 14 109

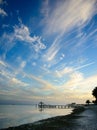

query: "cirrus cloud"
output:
45 0 97 35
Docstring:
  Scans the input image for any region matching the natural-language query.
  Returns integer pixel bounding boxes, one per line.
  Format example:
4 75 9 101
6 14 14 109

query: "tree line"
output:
86 86 97 105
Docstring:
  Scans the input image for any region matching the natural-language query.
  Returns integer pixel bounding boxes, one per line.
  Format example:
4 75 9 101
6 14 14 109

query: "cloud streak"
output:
0 0 7 17
43 36 62 62
0 8 7 16
45 0 97 35
0 60 29 87
55 62 95 78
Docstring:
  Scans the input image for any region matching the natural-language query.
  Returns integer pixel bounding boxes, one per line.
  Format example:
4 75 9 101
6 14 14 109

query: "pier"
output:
38 102 76 109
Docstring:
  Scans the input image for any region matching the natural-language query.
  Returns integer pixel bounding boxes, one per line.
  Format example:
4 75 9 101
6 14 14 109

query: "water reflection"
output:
0 105 72 129
38 107 44 112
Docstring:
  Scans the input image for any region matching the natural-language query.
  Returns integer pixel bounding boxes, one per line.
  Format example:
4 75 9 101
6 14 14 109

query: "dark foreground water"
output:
0 105 72 129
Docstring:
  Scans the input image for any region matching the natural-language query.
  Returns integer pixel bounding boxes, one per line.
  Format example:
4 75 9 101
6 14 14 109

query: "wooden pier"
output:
38 102 75 109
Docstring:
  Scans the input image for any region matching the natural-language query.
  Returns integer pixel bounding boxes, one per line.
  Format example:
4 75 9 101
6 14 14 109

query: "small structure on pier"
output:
38 102 45 108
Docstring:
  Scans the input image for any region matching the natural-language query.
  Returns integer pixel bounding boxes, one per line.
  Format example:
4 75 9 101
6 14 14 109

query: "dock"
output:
38 102 76 109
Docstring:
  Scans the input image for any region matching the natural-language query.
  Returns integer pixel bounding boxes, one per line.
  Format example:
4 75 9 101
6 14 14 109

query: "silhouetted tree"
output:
86 100 90 105
92 87 97 104
92 100 96 104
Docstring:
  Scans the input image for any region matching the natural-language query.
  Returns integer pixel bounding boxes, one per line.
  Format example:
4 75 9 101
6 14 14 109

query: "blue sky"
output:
0 0 97 104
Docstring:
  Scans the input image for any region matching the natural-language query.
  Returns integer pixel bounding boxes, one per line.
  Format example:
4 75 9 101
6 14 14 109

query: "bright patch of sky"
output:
0 0 97 104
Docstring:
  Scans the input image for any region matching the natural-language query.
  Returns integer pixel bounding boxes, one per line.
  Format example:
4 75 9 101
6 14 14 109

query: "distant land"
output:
0 100 36 105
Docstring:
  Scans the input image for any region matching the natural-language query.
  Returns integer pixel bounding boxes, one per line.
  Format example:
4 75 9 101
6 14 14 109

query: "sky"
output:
0 0 97 105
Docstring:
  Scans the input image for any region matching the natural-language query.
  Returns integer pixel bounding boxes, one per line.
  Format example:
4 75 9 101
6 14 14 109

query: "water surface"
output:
0 105 72 129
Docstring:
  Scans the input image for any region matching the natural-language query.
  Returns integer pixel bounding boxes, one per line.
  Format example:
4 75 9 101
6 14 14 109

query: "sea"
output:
0 105 73 129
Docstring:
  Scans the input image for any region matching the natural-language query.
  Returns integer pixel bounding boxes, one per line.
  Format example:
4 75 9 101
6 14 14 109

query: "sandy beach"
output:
1 105 97 130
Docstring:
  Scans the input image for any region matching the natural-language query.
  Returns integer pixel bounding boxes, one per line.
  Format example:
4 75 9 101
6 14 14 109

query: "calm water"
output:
0 105 72 129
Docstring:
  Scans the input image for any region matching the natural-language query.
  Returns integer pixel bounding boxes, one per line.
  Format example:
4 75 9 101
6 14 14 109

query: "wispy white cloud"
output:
42 33 63 67
45 0 97 35
0 60 7 67
0 8 7 16
0 60 15 80
23 72 56 91
43 44 60 62
74 25 97 49
10 77 28 87
0 59 55 93
33 73 97 104
15 57 27 69
0 22 46 60
55 67 72 78
20 61 26 69
0 59 97 104
52 73 97 103
0 59 59 103
55 62 95 78
63 73 97 98
0 0 7 17
74 62 95 71
0 0 97 104
64 71 84 89
14 24 35 43
14 23 46 52
42 0 97 67
0 60 29 88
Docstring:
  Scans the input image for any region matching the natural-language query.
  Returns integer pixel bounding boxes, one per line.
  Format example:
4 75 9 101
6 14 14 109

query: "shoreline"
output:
1 105 97 130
